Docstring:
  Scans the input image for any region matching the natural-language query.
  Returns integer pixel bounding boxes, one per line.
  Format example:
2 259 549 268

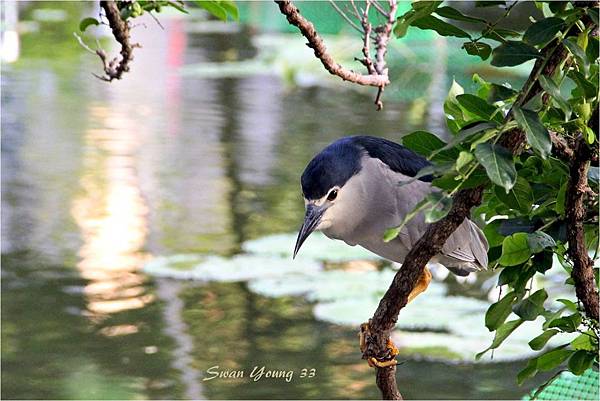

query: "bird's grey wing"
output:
441 219 489 270
385 167 489 273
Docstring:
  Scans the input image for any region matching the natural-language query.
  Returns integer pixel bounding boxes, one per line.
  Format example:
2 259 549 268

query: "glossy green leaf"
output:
568 70 597 99
456 94 502 123
539 76 571 118
485 291 517 331
483 220 505 247
476 319 523 359
527 231 556 253
456 151 474 173
512 289 548 321
518 358 539 385
564 39 589 74
513 106 552 159
523 17 565 46
435 6 486 23
499 233 531 266
571 333 596 352
194 0 227 20
463 41 492 60
79 17 99 32
491 41 540 67
548 313 582 332
529 329 560 351
568 350 595 375
494 176 534 213
401 131 455 162
412 15 471 38
537 347 572 371
394 1 442 38
474 143 517 191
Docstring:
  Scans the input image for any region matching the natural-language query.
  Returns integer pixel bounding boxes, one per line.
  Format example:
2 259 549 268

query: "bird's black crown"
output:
301 135 432 200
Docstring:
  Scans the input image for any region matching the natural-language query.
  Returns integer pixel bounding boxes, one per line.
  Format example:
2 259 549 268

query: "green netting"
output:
523 369 600 401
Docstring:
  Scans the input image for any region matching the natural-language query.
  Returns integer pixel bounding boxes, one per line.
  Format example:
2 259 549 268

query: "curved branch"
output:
566 136 600 321
274 0 394 108
97 0 138 81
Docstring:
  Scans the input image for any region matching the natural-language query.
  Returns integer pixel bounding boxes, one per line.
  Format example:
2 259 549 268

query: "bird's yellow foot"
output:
359 323 399 368
407 266 432 303
358 267 432 368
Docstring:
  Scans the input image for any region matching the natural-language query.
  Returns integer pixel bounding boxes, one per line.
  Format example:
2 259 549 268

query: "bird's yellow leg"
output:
407 266 432 303
359 267 432 368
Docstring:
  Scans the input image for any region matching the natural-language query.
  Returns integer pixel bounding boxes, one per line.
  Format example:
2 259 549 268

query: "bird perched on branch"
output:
293 135 488 367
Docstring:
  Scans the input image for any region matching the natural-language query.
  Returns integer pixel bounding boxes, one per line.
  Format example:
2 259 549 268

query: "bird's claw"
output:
359 322 399 368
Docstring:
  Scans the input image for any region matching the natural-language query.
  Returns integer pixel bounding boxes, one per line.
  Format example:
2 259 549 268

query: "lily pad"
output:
144 254 321 282
243 232 379 261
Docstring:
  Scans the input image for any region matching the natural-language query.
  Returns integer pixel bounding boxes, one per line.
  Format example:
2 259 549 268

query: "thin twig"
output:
73 32 97 55
361 1 376 75
329 0 363 34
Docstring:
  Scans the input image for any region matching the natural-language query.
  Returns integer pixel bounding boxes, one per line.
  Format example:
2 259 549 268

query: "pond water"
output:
2 3 552 399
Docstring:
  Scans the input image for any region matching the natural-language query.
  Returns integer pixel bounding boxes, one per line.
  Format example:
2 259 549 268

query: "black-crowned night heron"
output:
294 136 489 367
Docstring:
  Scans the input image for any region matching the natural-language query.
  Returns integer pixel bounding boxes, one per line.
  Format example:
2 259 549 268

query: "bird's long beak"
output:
293 204 326 259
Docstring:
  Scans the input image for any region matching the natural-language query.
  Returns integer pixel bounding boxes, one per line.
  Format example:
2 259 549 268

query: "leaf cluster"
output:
389 0 599 384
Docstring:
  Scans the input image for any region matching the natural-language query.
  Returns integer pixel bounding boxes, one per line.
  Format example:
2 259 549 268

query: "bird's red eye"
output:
327 189 338 201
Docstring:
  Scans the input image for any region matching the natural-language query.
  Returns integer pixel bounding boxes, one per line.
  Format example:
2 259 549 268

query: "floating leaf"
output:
513 106 552 159
474 143 517 191
491 41 540 67
523 17 565 46
499 233 531 266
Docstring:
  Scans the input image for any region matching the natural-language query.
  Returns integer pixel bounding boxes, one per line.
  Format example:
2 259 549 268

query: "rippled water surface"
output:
2 3 548 399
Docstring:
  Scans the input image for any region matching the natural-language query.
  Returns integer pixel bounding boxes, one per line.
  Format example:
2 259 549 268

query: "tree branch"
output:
566 136 600 321
96 0 138 81
274 0 395 109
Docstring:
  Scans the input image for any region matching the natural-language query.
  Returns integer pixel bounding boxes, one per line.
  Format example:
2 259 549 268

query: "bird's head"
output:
293 137 363 258
293 136 433 258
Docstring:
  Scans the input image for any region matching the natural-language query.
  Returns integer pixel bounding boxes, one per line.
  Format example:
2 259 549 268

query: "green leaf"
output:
423 192 452 223
491 41 541 67
548 313 582 332
167 1 189 14
564 39 589 74
537 347 572 371
533 250 553 273
568 350 595 375
79 17 100 32
512 289 548 321
456 151 474 173
523 17 565 46
476 319 523 359
527 231 556 253
485 291 517 331
555 181 567 216
394 1 442 38
194 0 227 20
474 143 517 191
568 70 597 99
571 333 596 351
456 94 502 123
513 106 552 159
484 220 505 247
402 131 446 152
539 76 571 118
529 329 560 351
411 15 471 39
494 176 534 213
588 8 599 26
499 233 531 266
518 358 539 385
435 6 486 23
463 41 492 60
220 0 239 20
557 298 578 312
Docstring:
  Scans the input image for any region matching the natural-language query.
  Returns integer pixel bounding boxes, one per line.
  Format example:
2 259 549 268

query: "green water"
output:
2 2 547 399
